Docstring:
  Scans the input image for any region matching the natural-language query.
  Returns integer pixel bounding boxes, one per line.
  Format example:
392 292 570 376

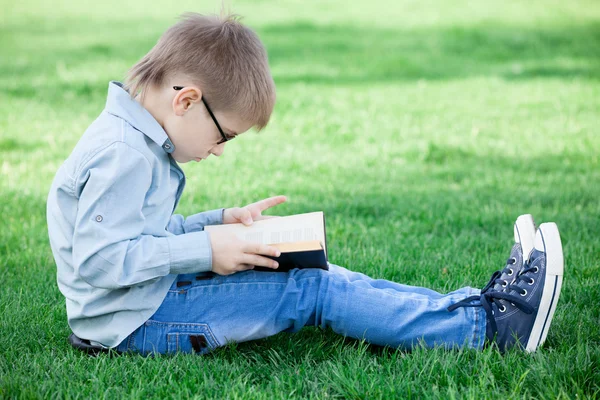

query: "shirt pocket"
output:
164 323 219 355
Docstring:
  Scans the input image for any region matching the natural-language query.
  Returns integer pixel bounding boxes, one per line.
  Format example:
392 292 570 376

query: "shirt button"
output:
95 215 103 222
163 143 171 150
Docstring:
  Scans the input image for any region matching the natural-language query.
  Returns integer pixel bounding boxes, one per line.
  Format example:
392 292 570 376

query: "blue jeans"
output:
116 264 487 355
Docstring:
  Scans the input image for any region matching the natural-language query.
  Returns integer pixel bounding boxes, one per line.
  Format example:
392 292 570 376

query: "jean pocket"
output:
164 323 219 355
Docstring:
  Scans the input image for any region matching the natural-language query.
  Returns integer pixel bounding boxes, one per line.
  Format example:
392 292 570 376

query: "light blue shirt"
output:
46 81 223 348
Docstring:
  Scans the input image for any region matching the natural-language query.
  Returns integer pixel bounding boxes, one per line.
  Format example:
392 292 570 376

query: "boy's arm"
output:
72 142 212 290
167 209 224 235
168 195 288 234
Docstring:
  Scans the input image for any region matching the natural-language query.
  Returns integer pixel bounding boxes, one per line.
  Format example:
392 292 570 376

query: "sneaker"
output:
449 222 564 352
481 214 536 294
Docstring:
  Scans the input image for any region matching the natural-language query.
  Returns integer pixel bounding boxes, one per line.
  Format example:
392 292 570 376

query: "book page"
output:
271 240 323 253
205 212 326 256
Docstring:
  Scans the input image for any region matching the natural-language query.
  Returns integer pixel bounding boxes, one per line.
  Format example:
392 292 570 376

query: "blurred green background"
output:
1 0 599 398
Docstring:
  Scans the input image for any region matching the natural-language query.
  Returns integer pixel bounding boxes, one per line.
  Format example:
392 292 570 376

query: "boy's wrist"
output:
182 209 224 232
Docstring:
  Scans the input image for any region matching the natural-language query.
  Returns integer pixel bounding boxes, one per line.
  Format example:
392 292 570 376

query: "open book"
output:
204 211 328 272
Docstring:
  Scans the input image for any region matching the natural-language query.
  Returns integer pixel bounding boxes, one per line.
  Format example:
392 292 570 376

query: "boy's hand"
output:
209 230 281 275
223 195 287 226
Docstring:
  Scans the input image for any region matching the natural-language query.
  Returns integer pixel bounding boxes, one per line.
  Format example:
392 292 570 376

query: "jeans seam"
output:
470 286 486 349
183 281 290 294
167 280 291 294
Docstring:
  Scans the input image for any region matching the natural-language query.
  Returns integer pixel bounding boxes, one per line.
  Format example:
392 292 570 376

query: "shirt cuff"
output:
182 208 224 233
166 231 213 274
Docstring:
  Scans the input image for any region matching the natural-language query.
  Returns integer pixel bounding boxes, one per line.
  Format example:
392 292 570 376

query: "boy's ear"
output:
172 86 203 116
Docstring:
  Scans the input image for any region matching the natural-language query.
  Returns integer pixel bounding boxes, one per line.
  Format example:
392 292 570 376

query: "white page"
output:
205 211 326 256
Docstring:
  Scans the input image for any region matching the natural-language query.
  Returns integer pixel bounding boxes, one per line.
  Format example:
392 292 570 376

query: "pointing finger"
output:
252 195 287 212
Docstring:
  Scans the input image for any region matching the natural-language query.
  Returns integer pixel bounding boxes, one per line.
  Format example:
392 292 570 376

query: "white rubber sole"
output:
525 222 564 352
514 214 536 263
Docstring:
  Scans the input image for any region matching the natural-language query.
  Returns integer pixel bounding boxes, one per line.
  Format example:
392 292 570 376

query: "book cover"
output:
256 240 328 272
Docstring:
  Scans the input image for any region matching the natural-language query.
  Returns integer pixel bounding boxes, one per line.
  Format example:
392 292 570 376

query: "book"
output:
204 211 328 272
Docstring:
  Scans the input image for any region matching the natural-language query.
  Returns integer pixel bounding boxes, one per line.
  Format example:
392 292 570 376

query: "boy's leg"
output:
327 264 473 298
117 265 486 355
115 214 554 355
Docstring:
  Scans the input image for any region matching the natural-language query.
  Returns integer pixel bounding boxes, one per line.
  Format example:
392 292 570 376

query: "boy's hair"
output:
125 12 276 130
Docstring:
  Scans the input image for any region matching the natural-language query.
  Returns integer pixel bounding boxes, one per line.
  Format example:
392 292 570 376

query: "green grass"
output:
1 0 600 398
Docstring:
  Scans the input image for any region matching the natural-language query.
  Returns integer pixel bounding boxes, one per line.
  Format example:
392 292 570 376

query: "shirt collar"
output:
104 81 175 154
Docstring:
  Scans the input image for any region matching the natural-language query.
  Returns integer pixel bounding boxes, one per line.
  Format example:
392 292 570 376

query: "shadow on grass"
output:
1 19 599 103
263 21 600 84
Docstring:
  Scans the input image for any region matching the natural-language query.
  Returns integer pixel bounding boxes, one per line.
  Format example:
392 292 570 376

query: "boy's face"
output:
163 86 253 163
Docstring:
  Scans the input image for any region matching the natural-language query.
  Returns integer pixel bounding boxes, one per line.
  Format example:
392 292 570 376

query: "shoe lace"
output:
480 257 518 294
448 260 536 336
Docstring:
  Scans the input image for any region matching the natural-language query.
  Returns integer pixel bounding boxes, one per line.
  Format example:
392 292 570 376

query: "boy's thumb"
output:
242 210 253 225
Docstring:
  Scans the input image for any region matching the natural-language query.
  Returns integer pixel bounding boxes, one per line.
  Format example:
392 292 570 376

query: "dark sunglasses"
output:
173 86 231 145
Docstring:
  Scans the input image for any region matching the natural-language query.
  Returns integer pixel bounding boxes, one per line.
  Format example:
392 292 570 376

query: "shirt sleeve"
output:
72 142 213 290
167 209 224 235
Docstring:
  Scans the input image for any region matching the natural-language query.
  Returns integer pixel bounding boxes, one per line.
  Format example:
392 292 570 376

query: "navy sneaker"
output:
480 214 536 294
449 222 564 352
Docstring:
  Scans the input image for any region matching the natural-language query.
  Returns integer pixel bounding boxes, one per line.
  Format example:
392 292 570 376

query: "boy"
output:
46 12 564 355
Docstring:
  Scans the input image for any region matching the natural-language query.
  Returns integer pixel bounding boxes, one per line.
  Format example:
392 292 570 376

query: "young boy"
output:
46 12 564 355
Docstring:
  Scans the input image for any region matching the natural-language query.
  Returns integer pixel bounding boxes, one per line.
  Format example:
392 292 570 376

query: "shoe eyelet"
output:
520 289 528 297
510 257 516 264
499 305 506 312
528 278 535 286
508 268 514 276
533 266 539 273
501 280 508 287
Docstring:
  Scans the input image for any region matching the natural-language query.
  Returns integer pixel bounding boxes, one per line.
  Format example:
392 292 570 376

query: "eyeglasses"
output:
173 86 231 145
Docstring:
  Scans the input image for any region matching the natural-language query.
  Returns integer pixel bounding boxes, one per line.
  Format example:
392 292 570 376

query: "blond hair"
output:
125 12 276 130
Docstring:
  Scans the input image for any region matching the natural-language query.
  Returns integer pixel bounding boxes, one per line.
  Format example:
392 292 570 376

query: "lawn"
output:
1 0 599 398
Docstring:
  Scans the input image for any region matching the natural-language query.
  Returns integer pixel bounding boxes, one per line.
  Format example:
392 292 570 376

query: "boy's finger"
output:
238 263 254 271
238 208 253 225
252 195 287 212
230 207 252 225
244 242 280 258
242 254 279 269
